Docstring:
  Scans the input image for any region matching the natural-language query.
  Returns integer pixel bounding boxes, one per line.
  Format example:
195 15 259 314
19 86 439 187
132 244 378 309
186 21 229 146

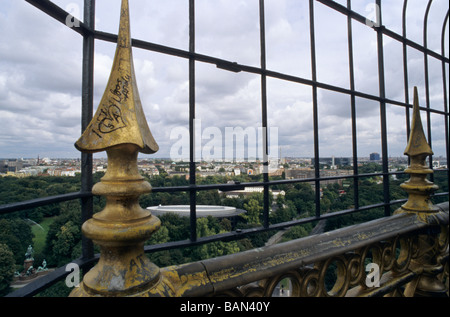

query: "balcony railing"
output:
1 0 449 298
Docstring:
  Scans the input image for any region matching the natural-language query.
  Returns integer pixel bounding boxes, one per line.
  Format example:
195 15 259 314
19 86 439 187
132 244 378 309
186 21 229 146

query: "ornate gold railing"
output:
69 0 449 297
152 202 448 297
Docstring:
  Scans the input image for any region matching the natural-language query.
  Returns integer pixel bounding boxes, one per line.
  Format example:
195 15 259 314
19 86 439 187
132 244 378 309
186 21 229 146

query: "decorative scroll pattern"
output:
216 228 449 297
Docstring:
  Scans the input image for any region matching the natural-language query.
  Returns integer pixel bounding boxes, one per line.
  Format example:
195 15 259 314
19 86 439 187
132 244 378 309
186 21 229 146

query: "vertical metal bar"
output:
81 0 95 260
189 0 197 241
309 0 321 218
375 0 390 216
423 0 434 180
259 0 270 228
347 0 359 211
402 0 411 144
441 11 450 199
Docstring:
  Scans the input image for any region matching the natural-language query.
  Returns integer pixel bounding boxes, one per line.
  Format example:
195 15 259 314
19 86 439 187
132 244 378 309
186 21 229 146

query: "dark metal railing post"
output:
309 0 321 218
375 0 391 217
441 12 450 195
347 0 359 211
189 0 197 241
80 0 95 260
423 0 434 181
402 0 411 160
259 0 270 228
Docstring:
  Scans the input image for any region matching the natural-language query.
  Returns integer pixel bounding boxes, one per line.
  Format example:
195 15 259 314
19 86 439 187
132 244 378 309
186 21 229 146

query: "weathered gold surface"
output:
395 87 439 217
70 0 163 297
392 87 448 297
74 0 158 154
146 206 447 297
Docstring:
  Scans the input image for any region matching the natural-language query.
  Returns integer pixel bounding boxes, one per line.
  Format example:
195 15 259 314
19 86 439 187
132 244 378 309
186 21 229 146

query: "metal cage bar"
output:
259 0 271 228
442 11 450 192
347 0 360 212
188 0 197 242
80 0 95 262
375 0 391 217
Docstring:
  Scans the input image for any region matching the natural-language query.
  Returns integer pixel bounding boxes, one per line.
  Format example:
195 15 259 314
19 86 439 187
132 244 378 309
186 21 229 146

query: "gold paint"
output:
158 267 211 297
70 0 217 297
393 87 448 297
75 0 158 154
395 87 439 217
70 0 163 297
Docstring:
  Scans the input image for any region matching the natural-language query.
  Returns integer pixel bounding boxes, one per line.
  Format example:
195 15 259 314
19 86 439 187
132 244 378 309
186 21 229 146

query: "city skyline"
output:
0 0 448 160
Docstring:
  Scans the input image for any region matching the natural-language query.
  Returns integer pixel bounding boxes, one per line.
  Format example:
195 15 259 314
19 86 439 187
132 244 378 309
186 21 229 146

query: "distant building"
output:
370 153 381 161
0 159 25 173
285 168 352 186
285 168 315 180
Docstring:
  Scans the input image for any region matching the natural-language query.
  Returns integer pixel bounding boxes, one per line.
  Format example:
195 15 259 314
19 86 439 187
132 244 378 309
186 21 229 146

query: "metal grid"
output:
2 0 449 296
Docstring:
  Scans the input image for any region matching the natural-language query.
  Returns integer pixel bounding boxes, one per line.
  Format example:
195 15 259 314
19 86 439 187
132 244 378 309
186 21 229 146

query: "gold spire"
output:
403 87 433 158
75 0 158 154
395 87 439 218
70 0 163 297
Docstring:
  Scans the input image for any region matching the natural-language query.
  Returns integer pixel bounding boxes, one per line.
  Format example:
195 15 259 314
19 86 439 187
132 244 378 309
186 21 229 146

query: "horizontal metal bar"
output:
143 199 409 253
2 204 406 297
0 192 92 215
24 1 449 118
6 200 448 297
27 0 449 67
149 170 424 193
93 30 448 117
25 0 91 36
316 0 449 63
2 170 446 216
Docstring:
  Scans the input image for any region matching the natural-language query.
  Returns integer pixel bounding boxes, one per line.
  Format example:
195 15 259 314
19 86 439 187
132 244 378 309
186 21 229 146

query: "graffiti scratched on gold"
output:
75 0 158 154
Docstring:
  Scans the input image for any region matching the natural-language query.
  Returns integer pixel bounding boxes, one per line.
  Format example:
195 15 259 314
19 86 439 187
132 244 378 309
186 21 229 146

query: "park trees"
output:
0 243 15 296
0 218 33 264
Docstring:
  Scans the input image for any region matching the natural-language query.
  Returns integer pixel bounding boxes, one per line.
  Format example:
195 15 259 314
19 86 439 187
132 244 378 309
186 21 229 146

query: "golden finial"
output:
395 87 439 219
403 87 433 158
70 0 164 297
75 0 158 154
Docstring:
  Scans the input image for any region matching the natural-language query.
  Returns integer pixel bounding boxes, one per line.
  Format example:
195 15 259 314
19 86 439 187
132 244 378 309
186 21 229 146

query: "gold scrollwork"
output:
300 267 320 296
392 236 413 274
266 271 302 297
212 231 447 297
347 252 365 287
318 256 350 297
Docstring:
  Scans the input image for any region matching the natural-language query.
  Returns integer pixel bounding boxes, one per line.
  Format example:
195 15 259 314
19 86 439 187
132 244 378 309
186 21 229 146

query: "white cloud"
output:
0 0 448 160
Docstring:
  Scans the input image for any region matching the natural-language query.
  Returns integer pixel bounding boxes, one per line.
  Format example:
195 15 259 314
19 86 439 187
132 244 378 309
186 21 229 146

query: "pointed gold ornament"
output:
75 0 158 154
394 88 447 297
70 0 165 297
395 87 439 219
403 87 433 160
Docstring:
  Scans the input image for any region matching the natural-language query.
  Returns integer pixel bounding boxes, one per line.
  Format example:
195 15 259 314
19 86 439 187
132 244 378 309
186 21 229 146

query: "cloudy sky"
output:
0 0 448 161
